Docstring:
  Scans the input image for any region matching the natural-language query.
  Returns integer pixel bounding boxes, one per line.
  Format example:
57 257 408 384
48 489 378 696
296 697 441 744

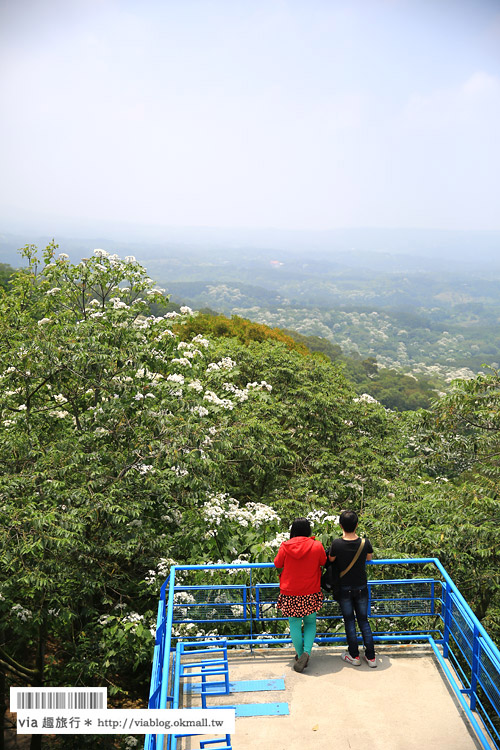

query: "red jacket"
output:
274 536 326 596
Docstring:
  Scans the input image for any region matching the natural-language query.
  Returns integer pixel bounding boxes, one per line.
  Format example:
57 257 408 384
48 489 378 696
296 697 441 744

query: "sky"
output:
1 0 500 236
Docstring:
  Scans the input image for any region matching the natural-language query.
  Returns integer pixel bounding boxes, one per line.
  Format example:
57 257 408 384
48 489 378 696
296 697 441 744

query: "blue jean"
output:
339 584 375 660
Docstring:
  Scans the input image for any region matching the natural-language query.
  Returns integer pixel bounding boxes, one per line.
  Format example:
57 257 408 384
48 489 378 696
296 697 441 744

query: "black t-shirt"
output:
328 537 373 588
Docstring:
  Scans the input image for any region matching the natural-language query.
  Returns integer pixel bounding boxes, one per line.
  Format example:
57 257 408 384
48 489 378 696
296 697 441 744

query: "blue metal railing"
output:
144 559 500 750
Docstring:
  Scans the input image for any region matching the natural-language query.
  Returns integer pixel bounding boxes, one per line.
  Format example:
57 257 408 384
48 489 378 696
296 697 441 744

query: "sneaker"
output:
364 655 377 668
342 652 361 666
293 652 309 673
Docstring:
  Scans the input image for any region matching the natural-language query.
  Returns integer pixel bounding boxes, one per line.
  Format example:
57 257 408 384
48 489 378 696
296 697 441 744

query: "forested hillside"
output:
1 246 499 749
167 312 440 411
149 245 500 383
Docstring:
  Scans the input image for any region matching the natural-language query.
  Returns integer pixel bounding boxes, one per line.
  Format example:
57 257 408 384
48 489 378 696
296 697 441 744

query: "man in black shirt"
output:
328 510 377 667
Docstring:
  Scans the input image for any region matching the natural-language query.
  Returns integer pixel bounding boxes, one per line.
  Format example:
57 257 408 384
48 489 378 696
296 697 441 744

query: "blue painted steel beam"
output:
427 636 492 750
234 702 289 717
186 678 286 694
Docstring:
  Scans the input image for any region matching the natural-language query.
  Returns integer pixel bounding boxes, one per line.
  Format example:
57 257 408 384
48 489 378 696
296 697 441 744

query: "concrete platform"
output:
180 644 492 750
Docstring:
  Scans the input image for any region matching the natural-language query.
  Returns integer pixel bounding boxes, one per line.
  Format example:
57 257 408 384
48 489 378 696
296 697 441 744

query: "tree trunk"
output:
0 669 5 750
29 624 46 750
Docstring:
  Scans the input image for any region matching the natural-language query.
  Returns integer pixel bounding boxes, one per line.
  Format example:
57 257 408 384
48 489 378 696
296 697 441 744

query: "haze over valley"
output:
2 226 500 388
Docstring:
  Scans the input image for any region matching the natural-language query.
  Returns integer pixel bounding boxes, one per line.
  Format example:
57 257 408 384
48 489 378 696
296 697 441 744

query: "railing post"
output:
470 624 480 711
156 566 177 750
442 582 452 658
249 567 253 650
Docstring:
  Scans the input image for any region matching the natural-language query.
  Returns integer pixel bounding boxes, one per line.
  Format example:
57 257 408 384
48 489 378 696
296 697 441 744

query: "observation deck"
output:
144 559 500 750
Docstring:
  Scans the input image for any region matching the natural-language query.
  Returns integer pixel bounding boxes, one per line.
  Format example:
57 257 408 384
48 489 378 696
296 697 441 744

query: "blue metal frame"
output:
144 559 500 750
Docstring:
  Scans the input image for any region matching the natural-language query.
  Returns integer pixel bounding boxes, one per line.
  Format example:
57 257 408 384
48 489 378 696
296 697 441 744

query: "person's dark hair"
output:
339 510 358 533
290 517 311 538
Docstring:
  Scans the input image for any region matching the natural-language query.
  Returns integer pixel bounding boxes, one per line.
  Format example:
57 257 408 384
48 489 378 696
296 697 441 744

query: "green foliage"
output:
157 252 500 382
2 240 500 748
0 262 16 290
363 369 500 635
0 244 275 705
366 481 500 628
175 312 310 354
197 336 405 508
280 329 438 410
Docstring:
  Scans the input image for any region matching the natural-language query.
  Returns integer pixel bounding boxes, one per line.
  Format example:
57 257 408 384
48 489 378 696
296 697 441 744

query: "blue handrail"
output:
144 558 500 750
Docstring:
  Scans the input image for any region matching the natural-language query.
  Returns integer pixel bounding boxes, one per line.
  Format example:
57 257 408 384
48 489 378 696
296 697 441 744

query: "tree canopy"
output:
1 244 499 749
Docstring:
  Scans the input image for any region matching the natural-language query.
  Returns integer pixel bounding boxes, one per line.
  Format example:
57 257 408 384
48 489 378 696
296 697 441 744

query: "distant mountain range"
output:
1 225 500 274
2 225 500 381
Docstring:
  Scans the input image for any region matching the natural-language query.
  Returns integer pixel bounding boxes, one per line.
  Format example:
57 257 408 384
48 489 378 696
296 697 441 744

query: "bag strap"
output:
340 538 366 578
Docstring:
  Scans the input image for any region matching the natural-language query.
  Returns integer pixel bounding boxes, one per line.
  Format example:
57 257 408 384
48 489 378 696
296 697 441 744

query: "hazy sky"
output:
1 0 500 234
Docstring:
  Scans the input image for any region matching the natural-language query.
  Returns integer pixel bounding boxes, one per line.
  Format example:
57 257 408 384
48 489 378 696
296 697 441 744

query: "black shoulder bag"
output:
321 538 366 601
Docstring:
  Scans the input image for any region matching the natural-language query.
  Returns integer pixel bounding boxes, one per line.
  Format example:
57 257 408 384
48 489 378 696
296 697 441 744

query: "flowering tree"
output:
0 245 276 746
191 335 405 510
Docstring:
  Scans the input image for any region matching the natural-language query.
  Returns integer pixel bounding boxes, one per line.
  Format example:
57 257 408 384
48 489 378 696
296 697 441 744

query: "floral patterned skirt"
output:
277 590 323 618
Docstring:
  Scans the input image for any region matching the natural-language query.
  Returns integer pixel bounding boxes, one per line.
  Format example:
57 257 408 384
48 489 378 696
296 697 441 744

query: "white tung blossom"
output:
308 509 340 526
204 391 234 410
124 736 139 749
223 383 249 401
167 373 185 384
261 532 289 550
202 493 280 531
169 388 183 398
11 604 33 622
190 405 209 417
354 393 380 405
137 463 154 475
206 357 237 372
37 318 51 326
156 329 175 339
122 612 144 626
192 334 210 348
247 380 272 392
109 298 129 310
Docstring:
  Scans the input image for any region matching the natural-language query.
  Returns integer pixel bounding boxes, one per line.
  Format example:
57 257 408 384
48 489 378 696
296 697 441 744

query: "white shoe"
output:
364 655 377 668
342 652 361 666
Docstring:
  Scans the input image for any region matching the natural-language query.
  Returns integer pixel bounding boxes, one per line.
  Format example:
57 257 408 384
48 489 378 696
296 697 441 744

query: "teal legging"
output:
289 613 317 657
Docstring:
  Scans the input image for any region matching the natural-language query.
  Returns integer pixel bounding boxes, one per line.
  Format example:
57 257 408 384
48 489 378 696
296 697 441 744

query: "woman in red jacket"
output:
274 517 326 672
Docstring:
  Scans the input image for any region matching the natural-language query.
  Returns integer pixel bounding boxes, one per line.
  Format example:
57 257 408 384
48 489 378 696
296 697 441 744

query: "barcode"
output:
11 688 106 711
